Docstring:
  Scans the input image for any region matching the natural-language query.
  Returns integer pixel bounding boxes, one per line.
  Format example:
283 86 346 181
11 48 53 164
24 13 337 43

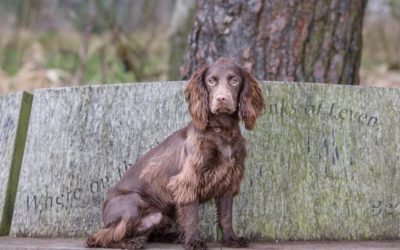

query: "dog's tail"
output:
85 219 128 248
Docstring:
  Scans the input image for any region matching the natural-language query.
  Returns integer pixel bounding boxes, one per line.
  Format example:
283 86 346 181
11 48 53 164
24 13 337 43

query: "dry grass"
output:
360 4 400 88
360 65 400 88
0 42 71 92
0 29 169 93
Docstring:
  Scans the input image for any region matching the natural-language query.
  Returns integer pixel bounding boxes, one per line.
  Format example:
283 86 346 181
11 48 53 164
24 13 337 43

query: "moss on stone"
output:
0 92 33 235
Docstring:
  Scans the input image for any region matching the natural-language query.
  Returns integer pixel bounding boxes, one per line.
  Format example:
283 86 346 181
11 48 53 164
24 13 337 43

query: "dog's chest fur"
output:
197 136 245 202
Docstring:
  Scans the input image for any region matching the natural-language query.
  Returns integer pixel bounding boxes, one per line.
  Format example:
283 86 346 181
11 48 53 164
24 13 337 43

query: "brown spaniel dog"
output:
86 58 265 250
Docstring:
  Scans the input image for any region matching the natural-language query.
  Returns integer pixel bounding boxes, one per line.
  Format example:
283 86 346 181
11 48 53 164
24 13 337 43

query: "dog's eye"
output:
207 79 216 86
230 77 240 85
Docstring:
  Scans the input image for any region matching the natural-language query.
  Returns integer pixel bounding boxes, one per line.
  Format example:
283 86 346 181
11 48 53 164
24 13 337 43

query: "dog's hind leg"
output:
136 211 163 232
101 212 165 249
106 235 148 249
86 219 130 248
86 193 168 249
85 216 156 249
86 193 144 248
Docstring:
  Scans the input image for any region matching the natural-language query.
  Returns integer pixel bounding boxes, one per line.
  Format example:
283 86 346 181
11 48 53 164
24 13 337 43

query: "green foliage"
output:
1 49 21 75
388 0 400 21
0 29 169 90
0 0 22 12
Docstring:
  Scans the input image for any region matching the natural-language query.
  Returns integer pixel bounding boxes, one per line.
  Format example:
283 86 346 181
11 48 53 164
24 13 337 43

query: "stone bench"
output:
0 92 32 235
1 82 399 240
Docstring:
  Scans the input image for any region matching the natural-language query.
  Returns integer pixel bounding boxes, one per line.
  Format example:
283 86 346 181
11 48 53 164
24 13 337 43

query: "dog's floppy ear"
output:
239 68 265 130
184 66 209 130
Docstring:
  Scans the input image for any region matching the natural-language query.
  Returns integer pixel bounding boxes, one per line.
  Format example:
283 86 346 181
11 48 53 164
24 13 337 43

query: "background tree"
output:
181 0 368 85
167 0 196 80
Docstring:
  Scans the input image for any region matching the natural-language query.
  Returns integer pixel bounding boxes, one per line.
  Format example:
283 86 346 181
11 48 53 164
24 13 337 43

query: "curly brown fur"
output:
86 219 128 248
239 69 265 130
86 58 265 250
185 66 210 130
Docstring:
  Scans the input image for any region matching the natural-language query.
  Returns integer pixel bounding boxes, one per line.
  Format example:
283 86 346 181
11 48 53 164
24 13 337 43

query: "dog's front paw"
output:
184 238 208 250
223 236 249 248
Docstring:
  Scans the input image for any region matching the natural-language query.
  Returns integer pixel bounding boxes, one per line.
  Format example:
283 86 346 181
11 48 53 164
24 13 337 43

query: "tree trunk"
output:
168 0 196 80
181 0 368 85
16 0 42 30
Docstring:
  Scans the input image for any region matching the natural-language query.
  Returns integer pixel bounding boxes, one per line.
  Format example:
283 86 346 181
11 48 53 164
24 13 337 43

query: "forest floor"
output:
360 65 400 88
1 30 400 94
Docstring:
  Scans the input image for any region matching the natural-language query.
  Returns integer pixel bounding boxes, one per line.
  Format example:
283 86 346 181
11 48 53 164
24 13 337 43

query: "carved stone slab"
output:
10 82 400 240
0 92 32 235
10 83 196 237
238 83 400 240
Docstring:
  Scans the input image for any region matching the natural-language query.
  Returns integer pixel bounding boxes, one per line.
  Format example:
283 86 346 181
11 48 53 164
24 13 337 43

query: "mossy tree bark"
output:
180 0 368 85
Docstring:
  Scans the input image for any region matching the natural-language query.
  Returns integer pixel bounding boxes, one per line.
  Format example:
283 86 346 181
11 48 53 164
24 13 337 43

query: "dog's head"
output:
185 57 265 130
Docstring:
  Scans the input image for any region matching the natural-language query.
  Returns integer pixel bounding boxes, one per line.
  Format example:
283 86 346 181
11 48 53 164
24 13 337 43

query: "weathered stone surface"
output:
9 82 400 240
0 92 32 235
236 83 400 240
9 82 210 237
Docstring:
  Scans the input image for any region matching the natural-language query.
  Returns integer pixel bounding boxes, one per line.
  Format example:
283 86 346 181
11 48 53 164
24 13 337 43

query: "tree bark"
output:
181 0 368 85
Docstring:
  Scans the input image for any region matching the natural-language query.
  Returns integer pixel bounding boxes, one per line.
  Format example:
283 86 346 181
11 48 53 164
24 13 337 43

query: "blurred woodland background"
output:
0 0 399 93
